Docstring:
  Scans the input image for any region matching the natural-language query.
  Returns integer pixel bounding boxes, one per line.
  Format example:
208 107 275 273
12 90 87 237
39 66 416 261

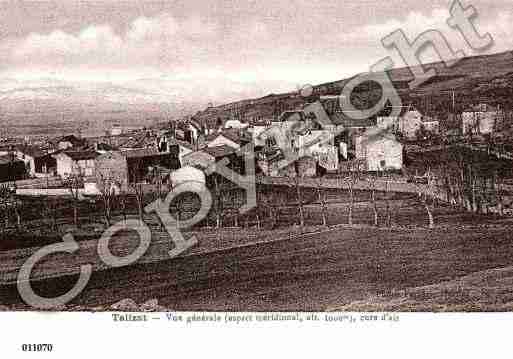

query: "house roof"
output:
278 111 304 123
224 119 249 129
463 103 500 113
119 132 156 149
53 135 84 146
359 127 400 145
252 119 272 127
206 128 251 146
95 143 117 151
260 148 285 164
122 148 166 159
203 145 236 158
168 138 194 151
16 145 49 158
0 154 20 165
56 150 100 161
328 112 376 128
181 150 215 170
421 117 439 124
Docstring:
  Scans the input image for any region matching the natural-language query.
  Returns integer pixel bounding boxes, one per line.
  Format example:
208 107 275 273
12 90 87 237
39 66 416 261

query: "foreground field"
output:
1 212 513 311
330 265 513 312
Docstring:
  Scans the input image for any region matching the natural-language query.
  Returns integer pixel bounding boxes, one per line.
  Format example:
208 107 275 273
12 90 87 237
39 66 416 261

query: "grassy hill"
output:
191 50 513 127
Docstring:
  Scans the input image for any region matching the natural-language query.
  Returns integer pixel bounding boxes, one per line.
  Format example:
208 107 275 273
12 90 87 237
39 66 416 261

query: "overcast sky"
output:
0 0 511 100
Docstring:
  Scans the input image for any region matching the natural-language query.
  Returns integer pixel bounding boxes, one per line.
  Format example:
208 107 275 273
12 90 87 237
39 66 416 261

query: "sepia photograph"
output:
0 0 512 357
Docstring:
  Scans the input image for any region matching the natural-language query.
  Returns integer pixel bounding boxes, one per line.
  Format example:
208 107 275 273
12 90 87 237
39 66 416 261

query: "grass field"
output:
0 204 512 311
0 178 512 311
330 265 513 312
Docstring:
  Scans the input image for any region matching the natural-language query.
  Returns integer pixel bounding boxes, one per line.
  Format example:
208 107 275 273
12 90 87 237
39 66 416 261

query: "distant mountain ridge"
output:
1 49 513 138
0 76 295 124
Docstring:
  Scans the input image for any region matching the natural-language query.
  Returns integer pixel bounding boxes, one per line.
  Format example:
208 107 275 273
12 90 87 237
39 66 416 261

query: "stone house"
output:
462 103 504 135
53 150 99 178
95 147 180 190
355 130 403 171
15 145 56 177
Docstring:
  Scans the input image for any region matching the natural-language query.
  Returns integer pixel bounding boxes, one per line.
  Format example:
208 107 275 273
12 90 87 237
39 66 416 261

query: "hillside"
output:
191 50 513 126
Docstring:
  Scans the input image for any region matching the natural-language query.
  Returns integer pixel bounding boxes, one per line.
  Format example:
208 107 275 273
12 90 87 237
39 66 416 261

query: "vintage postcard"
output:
0 0 512 357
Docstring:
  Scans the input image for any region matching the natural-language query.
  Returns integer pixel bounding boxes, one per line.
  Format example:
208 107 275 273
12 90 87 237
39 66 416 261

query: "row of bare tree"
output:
0 183 21 232
5 145 508 235
437 160 507 216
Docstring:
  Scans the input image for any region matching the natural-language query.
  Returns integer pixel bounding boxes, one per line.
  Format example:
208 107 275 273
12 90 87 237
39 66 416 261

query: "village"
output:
0 89 513 312
0 94 512 224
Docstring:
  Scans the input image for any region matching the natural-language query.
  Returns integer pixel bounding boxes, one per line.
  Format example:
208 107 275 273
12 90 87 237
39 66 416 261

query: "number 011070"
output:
21 344 53 352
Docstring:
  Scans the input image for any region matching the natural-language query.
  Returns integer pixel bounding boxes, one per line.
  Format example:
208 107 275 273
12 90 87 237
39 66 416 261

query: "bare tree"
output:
119 187 129 222
129 159 146 222
9 189 22 230
317 177 328 227
49 196 59 231
415 172 437 229
367 174 379 227
480 175 490 214
293 175 305 228
494 170 505 216
233 209 239 227
261 185 283 229
461 163 473 212
469 164 479 213
152 166 167 202
255 210 261 229
442 164 457 206
213 175 223 229
451 147 478 213
96 173 117 227
276 187 289 228
382 170 394 227
64 172 83 228
231 190 240 227
255 186 269 229
0 183 11 232
150 166 167 230
40 190 59 232
131 181 145 223
344 159 364 227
